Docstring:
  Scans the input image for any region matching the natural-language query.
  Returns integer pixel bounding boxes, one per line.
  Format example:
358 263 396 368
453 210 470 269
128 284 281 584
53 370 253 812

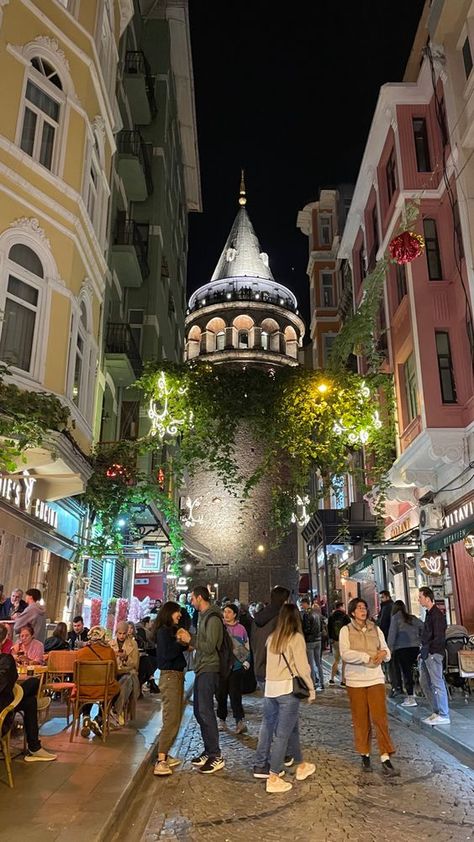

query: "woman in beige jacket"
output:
253 604 316 794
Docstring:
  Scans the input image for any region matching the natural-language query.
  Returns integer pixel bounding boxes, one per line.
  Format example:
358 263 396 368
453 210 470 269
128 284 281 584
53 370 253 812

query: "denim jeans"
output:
306 641 324 689
419 653 450 717
255 693 303 773
193 671 220 757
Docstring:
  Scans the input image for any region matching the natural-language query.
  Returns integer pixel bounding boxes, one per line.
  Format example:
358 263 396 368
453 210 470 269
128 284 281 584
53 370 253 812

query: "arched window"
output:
238 330 249 349
261 331 269 350
69 297 95 420
0 244 44 373
19 57 64 171
216 331 225 350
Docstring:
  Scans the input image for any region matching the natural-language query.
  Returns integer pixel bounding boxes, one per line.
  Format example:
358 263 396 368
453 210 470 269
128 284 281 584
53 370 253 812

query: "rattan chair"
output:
0 683 24 788
44 650 77 723
69 660 115 743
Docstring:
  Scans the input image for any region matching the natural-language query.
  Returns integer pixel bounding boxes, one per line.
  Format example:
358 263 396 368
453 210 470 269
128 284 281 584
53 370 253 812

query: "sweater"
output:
339 620 390 687
14 602 46 643
225 621 249 670
193 606 223 675
387 612 423 652
156 625 187 671
420 604 446 659
264 631 314 699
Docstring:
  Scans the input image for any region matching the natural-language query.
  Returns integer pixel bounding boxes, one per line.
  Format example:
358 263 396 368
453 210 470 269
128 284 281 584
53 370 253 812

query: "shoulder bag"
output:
281 652 310 699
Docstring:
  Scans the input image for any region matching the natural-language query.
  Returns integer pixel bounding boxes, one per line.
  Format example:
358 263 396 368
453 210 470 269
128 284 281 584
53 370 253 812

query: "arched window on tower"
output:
238 330 249 349
216 330 225 350
261 331 269 350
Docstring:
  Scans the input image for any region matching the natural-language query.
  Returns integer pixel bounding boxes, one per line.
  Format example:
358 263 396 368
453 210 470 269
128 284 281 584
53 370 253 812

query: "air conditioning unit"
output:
419 504 443 532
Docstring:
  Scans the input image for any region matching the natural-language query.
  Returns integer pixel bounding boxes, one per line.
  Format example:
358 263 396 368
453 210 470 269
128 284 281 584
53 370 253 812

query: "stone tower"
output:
183 178 305 602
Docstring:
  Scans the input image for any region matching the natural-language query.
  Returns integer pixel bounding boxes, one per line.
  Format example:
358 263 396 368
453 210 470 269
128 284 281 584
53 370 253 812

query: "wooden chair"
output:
69 660 115 744
0 684 24 788
44 650 77 724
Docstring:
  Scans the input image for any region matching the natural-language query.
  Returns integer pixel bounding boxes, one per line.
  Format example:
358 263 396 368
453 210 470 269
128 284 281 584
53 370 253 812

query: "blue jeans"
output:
255 693 303 773
306 641 324 689
419 654 449 717
193 672 220 757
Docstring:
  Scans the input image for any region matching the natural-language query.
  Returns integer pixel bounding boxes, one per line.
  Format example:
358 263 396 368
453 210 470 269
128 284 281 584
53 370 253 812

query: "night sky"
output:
187 1 426 326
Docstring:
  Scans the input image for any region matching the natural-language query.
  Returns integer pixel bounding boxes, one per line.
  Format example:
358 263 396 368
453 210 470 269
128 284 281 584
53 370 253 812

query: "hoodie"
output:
192 605 223 676
251 603 282 681
14 601 46 643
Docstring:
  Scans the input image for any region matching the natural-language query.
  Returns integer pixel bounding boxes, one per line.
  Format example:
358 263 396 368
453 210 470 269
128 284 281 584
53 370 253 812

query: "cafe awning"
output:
425 514 474 552
348 553 373 578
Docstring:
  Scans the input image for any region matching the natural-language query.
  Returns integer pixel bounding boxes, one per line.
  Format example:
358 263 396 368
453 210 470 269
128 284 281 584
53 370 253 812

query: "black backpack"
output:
204 614 234 679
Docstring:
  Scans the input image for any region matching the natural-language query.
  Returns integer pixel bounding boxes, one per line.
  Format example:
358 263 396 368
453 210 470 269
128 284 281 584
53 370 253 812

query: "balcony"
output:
111 220 150 288
117 130 153 201
104 323 143 387
188 285 298 314
122 51 157 125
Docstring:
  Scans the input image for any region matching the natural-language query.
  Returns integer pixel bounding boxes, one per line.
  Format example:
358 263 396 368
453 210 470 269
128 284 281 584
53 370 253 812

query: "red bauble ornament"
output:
106 463 127 479
389 230 425 264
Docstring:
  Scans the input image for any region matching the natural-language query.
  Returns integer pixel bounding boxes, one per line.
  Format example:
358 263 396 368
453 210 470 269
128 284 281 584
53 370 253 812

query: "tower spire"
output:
239 169 247 206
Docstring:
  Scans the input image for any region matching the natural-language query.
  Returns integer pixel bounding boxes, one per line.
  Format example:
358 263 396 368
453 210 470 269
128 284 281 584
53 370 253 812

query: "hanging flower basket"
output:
389 230 425 264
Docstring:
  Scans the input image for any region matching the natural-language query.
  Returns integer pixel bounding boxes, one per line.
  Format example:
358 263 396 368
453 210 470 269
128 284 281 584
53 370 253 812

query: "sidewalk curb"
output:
97 676 195 842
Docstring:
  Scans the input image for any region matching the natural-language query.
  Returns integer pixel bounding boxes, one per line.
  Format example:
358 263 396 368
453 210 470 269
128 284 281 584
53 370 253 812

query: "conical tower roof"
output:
210 196 274 284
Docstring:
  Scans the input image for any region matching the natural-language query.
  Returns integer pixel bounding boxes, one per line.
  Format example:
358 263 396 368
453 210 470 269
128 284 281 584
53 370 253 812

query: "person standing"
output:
153 601 190 775
418 587 450 725
387 600 423 707
251 586 290 688
185 586 225 774
13 589 46 643
299 597 324 691
377 590 401 696
217 603 250 733
253 604 315 793
339 597 399 777
328 602 349 685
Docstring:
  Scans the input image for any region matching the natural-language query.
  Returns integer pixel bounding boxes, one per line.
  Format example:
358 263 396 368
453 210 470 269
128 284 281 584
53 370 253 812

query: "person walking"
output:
253 604 315 793
186 586 225 774
217 603 250 733
299 597 324 691
418 587 450 725
153 601 190 776
251 585 290 688
327 601 350 685
387 600 423 707
339 597 399 777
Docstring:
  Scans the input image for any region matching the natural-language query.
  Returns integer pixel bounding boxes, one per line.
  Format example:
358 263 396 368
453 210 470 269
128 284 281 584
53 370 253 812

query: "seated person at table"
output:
127 621 159 695
111 621 140 724
0 653 56 762
11 623 45 664
0 623 13 654
75 626 120 738
0 587 27 620
67 615 89 649
44 622 70 653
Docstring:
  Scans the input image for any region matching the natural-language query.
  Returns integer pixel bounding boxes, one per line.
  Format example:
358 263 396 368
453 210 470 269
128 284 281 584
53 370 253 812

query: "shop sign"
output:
0 472 58 530
420 553 445 576
444 499 474 529
348 552 373 578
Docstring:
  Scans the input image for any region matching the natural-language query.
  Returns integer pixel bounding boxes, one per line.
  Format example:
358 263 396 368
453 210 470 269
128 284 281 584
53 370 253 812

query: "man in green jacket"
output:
187 586 224 774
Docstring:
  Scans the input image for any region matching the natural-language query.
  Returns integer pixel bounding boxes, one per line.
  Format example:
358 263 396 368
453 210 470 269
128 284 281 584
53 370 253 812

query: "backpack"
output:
204 614 234 679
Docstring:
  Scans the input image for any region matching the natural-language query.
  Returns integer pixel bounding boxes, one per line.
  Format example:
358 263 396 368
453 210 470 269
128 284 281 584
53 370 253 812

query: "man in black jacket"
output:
418 587 450 725
377 590 402 696
327 602 349 684
0 654 56 762
0 588 27 620
299 597 324 690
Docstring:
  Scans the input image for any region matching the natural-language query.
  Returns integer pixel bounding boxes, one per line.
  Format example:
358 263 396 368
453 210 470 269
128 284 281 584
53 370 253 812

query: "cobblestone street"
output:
122 685 474 842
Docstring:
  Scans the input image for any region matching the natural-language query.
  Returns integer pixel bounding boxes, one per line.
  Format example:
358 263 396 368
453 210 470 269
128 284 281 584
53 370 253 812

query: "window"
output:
358 244 366 284
413 118 431 172
323 334 336 366
72 302 87 407
20 59 62 171
319 214 332 246
403 352 419 424
261 330 269 350
320 272 334 307
97 0 116 96
69 298 94 418
87 139 100 225
463 36 473 79
0 244 43 373
216 331 225 350
423 218 443 280
453 200 464 260
435 331 457 403
371 205 379 253
238 330 249 349
395 263 407 305
386 149 398 202
331 476 345 509
128 309 144 351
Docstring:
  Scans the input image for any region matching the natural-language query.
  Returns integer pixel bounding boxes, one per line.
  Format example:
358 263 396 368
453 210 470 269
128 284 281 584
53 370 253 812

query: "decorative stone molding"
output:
80 278 94 300
33 35 70 72
0 1 10 28
9 217 50 248
9 36 80 104
92 115 106 139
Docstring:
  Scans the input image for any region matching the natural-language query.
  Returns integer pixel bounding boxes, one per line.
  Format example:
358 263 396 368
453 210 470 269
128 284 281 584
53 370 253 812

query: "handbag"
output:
281 653 310 699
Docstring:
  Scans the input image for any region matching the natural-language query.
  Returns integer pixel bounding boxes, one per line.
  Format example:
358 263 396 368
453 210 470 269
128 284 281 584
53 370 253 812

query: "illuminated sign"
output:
0 471 58 530
444 499 474 529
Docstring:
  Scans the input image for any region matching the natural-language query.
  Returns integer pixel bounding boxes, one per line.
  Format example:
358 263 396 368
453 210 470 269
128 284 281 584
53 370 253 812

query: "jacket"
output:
420 604 446 659
14 602 46 643
73 642 120 701
265 631 314 698
327 609 350 642
0 653 17 711
251 603 281 681
44 636 70 653
67 628 89 648
339 620 390 687
0 598 27 619
300 609 321 643
377 600 394 639
193 605 223 676
111 636 140 673
156 625 187 671
387 612 423 652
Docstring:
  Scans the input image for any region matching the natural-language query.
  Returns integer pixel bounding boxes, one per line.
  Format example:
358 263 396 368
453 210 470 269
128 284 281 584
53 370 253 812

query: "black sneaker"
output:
329 679 335 685
199 755 225 774
284 756 294 767
381 759 400 777
191 753 209 767
361 755 372 772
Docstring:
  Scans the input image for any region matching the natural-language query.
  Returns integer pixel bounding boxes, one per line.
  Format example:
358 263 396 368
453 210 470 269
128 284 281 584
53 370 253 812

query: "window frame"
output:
403 352 419 425
0 245 46 378
463 35 473 79
413 117 431 173
318 213 332 247
320 271 335 308
323 333 337 366
386 148 398 203
395 262 407 306
435 330 457 404
423 217 443 280
18 60 64 174
67 296 96 422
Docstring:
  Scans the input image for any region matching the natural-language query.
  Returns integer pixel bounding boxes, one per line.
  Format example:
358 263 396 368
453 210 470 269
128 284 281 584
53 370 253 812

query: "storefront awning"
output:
182 533 212 564
425 514 474 552
348 553 373 578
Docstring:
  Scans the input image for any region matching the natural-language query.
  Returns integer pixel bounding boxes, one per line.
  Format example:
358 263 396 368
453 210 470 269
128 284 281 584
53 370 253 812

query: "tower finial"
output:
239 169 246 206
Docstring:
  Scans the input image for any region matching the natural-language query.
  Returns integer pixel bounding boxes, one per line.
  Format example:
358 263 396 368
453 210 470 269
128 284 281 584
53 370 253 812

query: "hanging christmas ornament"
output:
106 463 127 479
389 230 425 264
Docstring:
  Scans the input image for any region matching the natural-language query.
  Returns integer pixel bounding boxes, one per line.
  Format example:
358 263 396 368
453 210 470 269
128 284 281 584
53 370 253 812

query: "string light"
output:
148 371 188 441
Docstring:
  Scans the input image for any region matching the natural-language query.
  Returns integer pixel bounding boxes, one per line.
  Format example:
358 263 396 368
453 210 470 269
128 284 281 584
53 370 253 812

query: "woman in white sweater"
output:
339 597 399 777
253 604 316 793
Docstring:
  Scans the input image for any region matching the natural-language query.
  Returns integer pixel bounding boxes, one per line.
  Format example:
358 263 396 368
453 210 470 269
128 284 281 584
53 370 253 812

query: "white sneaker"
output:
432 714 451 725
266 775 293 793
295 762 316 781
24 747 57 762
401 696 417 707
421 713 438 724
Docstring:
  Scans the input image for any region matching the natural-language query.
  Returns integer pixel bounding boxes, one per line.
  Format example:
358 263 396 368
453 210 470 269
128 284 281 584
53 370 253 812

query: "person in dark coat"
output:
0 588 27 620
250 586 290 687
44 622 70 653
0 653 56 761
377 591 400 695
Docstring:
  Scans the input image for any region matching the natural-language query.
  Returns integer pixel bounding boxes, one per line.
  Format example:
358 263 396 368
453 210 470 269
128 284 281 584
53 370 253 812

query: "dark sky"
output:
187 1 426 325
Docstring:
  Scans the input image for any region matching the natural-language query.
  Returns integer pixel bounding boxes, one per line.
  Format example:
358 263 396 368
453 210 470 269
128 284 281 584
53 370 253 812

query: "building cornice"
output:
185 300 305 337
